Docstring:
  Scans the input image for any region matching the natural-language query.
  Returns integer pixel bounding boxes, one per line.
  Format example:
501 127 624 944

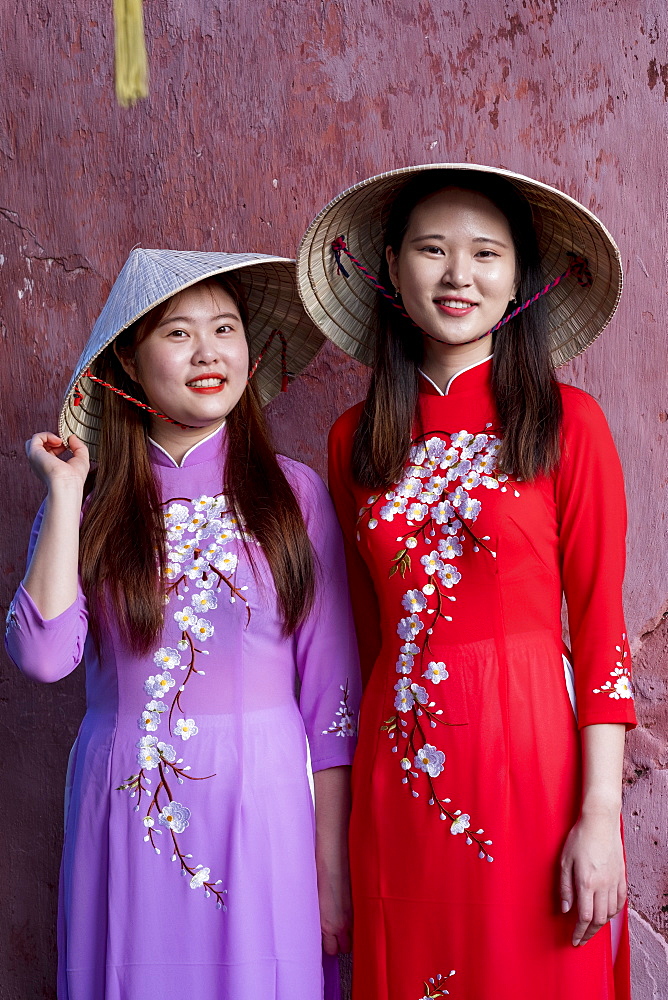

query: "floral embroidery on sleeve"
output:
592 634 633 700
364 428 521 863
118 492 256 910
4 597 20 635
322 680 357 737
418 970 456 998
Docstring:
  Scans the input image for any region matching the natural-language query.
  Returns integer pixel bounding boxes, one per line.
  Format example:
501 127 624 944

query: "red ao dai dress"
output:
327 358 636 1000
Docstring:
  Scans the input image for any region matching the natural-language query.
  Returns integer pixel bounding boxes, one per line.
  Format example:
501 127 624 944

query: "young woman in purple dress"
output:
6 249 361 1000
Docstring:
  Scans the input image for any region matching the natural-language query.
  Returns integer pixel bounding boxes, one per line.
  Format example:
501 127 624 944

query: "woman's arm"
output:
555 389 635 947
23 433 89 618
560 723 627 946
5 433 90 682
313 765 353 955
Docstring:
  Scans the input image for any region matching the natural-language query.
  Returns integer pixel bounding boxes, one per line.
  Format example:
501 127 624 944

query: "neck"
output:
147 417 226 465
421 336 493 391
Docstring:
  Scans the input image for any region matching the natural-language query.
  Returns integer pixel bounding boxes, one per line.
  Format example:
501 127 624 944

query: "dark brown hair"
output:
79 275 316 653
352 170 563 488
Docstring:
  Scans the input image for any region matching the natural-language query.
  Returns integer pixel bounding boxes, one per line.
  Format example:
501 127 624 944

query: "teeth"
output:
439 300 474 310
188 378 224 387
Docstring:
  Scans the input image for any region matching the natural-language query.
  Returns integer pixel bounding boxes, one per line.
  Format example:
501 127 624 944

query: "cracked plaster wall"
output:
0 1 666 996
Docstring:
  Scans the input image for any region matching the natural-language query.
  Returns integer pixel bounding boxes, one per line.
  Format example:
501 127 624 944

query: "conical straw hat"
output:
60 248 324 456
297 163 622 368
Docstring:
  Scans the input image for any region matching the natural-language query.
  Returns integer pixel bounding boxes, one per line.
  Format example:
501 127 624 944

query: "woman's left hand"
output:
560 811 626 947
317 858 353 955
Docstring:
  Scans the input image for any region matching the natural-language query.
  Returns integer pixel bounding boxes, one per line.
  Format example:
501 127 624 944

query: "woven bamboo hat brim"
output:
60 248 324 457
297 163 622 368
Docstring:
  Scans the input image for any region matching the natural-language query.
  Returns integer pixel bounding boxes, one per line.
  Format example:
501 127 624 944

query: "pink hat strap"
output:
331 236 592 347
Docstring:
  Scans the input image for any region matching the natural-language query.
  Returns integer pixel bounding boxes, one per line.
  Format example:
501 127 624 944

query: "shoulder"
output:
557 382 612 438
277 455 332 516
328 401 365 476
555 382 622 471
328 402 365 449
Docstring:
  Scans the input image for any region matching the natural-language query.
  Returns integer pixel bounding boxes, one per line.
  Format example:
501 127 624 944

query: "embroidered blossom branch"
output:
418 970 457 999
322 680 357 737
363 428 522 861
118 491 255 909
592 633 633 700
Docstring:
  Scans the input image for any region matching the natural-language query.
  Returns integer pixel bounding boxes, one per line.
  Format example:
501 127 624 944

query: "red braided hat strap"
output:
331 236 592 347
248 329 289 393
72 330 290 424
73 371 192 427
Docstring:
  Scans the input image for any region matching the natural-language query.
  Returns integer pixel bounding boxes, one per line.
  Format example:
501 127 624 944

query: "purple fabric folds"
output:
6 428 360 1000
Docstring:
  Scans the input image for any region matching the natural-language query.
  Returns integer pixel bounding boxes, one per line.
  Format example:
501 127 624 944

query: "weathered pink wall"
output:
1 1 666 996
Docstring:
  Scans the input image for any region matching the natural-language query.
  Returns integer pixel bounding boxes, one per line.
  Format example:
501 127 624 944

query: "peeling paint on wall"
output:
1 1 666 996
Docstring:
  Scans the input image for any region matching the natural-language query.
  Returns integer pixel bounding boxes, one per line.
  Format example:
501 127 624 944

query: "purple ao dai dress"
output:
6 428 361 1000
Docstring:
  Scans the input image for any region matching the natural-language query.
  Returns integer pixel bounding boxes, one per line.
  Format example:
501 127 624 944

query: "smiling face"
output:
386 187 518 351
117 280 250 441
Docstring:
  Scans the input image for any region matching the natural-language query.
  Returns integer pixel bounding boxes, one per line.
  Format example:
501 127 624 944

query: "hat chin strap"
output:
331 236 592 347
71 329 290 430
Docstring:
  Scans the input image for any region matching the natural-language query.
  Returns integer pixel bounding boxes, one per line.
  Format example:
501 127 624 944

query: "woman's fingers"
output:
572 884 594 946
24 432 89 486
573 883 623 946
322 930 339 956
616 880 627 915
26 431 64 455
560 855 574 913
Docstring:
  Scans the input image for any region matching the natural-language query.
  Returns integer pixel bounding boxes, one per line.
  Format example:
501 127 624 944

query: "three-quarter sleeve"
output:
328 407 383 687
289 462 361 772
556 386 636 729
4 503 88 682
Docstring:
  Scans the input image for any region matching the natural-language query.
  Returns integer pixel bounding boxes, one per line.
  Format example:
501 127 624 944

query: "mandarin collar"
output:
148 423 227 469
418 355 493 397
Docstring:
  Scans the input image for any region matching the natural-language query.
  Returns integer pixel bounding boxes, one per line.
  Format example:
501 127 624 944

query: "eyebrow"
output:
156 312 240 328
409 234 510 248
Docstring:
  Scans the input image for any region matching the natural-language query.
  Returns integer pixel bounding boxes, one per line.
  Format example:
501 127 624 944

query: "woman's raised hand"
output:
26 433 90 490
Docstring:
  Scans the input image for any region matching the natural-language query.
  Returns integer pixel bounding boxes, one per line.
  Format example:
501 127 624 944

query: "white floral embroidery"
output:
174 717 199 740
593 635 634 700
414 744 446 777
418 970 456 998
380 496 408 521
450 812 471 835
191 618 214 641
153 647 182 670
423 661 449 684
117 492 253 911
5 597 20 635
158 801 191 833
322 682 357 737
397 614 425 641
368 429 517 862
190 590 218 612
402 589 428 613
144 671 176 699
190 866 211 889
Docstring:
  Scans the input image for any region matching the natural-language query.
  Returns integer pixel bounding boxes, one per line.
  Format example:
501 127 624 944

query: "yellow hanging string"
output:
113 0 149 107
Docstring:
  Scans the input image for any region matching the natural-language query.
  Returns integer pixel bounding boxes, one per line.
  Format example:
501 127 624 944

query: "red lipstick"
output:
435 298 477 318
186 373 226 394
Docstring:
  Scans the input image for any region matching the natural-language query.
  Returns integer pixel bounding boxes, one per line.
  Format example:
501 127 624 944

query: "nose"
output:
441 251 473 288
192 334 219 365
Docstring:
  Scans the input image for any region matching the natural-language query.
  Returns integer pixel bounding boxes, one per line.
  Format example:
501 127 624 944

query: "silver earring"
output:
394 287 401 299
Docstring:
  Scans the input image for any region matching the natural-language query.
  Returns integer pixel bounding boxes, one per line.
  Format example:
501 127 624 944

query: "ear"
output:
386 245 400 293
113 341 140 383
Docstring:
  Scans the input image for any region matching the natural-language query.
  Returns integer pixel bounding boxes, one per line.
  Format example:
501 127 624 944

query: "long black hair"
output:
351 170 563 487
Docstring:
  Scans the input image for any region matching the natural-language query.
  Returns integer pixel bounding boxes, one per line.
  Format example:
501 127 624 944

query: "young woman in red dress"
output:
297 166 636 1000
